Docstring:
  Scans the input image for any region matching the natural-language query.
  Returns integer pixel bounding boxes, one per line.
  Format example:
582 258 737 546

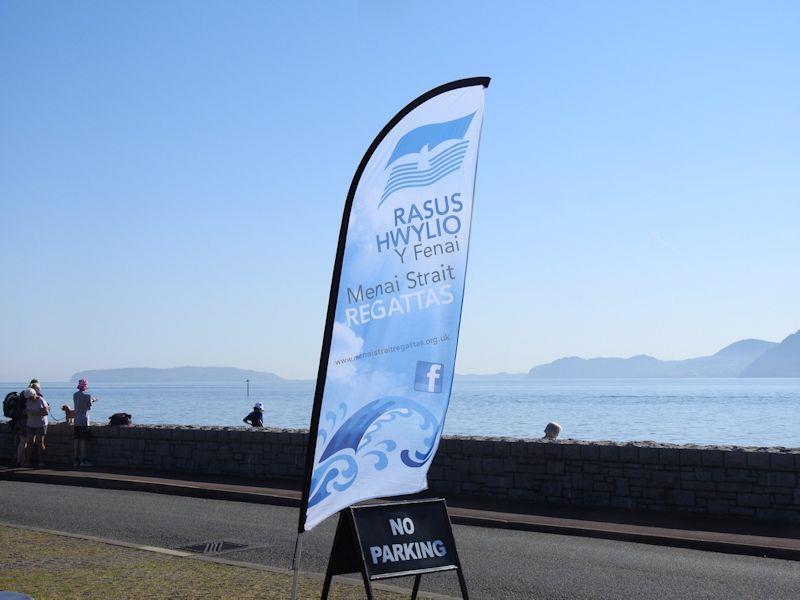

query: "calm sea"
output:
4 378 799 448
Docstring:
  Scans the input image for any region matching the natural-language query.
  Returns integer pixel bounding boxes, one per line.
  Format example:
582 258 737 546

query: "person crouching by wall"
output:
73 378 97 467
243 402 264 428
24 386 49 467
543 421 562 440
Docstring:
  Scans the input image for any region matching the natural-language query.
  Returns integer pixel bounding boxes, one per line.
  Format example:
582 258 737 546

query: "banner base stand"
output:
321 499 468 599
290 532 303 600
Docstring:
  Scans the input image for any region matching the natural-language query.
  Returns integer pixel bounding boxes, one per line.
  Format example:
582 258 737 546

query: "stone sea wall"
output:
1 423 798 522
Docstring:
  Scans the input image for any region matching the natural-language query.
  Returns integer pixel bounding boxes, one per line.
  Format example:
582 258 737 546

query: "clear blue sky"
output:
1 1 798 381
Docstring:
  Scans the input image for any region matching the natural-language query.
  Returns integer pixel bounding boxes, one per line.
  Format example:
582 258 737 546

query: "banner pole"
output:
290 532 303 600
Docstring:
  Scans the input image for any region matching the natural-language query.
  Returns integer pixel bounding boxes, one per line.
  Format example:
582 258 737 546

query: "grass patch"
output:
0 525 402 599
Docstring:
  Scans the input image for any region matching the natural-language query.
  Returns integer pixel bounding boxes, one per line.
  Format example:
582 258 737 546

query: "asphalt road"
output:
1 481 799 599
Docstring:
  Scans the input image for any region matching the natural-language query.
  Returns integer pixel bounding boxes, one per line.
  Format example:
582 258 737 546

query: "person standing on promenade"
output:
4 387 28 466
243 402 264 428
24 386 49 467
73 378 97 466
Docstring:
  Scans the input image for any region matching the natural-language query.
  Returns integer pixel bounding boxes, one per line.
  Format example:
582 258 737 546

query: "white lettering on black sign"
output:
369 517 447 565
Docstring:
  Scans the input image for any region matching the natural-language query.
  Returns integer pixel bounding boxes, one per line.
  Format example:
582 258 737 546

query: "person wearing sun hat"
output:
243 402 264 428
28 379 42 395
72 378 98 466
24 386 49 467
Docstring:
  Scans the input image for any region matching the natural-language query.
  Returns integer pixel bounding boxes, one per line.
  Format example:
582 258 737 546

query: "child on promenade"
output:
73 378 97 466
243 402 264 428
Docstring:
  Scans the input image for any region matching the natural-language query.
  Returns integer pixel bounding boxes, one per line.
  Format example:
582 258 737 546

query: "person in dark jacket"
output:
8 389 28 466
243 402 264 428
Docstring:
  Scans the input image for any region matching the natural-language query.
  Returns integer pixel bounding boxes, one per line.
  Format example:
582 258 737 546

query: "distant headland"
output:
527 331 800 378
70 366 286 383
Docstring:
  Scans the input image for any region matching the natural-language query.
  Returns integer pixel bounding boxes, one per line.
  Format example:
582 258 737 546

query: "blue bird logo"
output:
380 112 475 206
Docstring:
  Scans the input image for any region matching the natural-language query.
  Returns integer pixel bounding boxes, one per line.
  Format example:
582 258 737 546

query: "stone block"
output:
746 452 770 469
541 481 562 496
527 443 546 458
701 450 724 468
451 458 468 472
482 457 504 474
658 448 680 466
152 442 171 456
707 498 730 514
770 453 796 471
652 470 678 485
503 457 518 472
174 444 192 458
494 441 514 457
667 490 695 506
727 469 757 483
624 467 646 479
737 493 770 508
486 475 507 489
617 445 639 463
684 481 716 492
544 443 562 459
428 465 445 480
761 472 796 488
462 439 482 455
574 444 596 461
546 461 565 475
514 473 535 488
723 451 748 468
561 444 582 460
508 488 534 501
695 469 715 482
770 494 793 505
611 496 634 510
755 508 799 521
439 438 460 454
679 449 702 467
598 445 619 462
571 473 594 489
638 447 660 464
718 482 752 493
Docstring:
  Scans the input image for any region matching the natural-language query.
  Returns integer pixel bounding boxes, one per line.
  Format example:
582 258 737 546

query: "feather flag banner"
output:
299 78 489 532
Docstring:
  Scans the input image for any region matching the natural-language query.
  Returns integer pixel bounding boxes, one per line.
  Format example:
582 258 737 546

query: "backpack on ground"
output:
3 391 24 419
108 412 132 426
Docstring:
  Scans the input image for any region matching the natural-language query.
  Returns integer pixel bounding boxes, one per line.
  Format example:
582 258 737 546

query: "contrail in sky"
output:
651 232 676 251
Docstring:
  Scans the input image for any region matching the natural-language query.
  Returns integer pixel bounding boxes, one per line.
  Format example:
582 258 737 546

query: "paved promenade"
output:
2 479 799 599
2 466 799 560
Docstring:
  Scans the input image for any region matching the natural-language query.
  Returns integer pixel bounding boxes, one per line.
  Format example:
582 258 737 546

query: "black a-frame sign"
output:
321 498 469 599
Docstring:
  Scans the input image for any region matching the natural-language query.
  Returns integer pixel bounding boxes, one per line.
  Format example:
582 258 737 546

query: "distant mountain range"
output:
70 366 285 383
70 330 799 382
527 331 800 378
741 331 800 377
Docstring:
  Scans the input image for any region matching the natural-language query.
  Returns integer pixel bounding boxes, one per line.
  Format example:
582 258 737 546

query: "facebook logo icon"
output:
414 361 444 393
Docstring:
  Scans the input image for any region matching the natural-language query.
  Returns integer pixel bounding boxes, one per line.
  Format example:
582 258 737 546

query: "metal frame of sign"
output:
320 498 469 600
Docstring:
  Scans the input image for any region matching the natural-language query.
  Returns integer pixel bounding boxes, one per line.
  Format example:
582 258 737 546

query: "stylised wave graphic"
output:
380 140 469 205
307 396 440 509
